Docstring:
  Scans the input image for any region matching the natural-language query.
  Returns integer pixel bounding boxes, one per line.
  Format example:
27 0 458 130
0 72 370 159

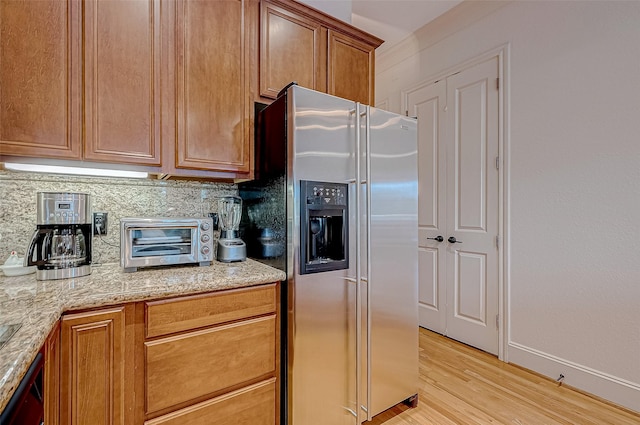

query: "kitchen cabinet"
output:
143 283 279 423
0 0 82 159
82 0 162 165
44 322 60 425
327 29 376 106
0 0 160 166
0 0 255 177
259 0 382 104
260 1 326 98
171 0 256 175
60 305 134 425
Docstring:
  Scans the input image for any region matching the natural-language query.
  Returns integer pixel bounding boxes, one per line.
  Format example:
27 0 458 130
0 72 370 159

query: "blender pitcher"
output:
216 196 246 262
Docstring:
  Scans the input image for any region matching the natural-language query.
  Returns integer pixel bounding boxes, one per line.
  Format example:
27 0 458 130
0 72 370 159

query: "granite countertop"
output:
0 260 286 413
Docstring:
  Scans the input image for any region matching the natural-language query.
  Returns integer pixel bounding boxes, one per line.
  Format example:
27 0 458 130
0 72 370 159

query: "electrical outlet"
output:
93 212 108 235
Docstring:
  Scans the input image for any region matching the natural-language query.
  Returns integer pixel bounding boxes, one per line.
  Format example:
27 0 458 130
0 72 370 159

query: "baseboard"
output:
508 341 640 414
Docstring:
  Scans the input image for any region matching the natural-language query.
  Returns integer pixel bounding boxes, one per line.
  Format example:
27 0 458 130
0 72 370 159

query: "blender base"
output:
217 239 246 262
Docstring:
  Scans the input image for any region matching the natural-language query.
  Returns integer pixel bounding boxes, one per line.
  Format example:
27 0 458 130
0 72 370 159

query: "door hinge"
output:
405 110 409 117
496 78 500 90
495 156 500 170
496 314 500 330
495 235 500 249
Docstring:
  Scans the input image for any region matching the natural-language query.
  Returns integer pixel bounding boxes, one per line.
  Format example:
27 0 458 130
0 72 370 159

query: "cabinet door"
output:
45 322 61 425
327 30 375 105
260 1 325 99
0 0 81 159
60 307 128 425
175 0 253 173
83 0 162 165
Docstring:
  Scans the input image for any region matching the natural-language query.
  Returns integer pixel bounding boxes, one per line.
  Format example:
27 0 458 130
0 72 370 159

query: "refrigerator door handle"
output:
354 102 362 425
364 105 373 421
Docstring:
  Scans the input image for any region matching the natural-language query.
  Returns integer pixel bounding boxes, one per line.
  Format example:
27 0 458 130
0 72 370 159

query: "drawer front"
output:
145 315 276 413
145 283 277 338
145 378 276 425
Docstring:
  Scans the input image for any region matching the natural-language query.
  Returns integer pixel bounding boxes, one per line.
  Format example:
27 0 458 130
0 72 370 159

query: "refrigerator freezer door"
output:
289 87 359 425
366 107 419 417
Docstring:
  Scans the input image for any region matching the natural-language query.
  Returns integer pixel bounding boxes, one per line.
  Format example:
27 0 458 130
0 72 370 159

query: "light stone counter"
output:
0 260 286 412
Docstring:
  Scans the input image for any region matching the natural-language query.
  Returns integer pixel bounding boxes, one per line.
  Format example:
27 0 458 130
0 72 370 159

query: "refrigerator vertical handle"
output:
364 105 373 421
354 102 362 425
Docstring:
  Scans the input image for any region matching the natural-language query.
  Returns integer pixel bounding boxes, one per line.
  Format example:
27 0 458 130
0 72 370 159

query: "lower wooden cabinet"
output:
50 283 279 425
44 322 60 425
146 315 276 413
145 378 276 425
60 306 132 425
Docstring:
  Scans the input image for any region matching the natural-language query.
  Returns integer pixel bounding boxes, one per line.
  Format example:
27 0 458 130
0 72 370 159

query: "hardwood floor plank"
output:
366 328 640 425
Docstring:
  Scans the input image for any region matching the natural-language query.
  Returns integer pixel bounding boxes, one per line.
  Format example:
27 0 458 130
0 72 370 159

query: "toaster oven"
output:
120 217 213 272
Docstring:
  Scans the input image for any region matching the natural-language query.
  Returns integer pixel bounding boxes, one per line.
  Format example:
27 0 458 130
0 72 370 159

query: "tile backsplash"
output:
0 170 238 264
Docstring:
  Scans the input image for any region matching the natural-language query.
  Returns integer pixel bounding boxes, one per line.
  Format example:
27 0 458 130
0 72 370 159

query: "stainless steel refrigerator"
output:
239 85 418 425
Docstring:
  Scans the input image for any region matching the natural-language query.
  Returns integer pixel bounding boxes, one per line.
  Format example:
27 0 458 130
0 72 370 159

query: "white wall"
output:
298 0 352 23
377 1 640 412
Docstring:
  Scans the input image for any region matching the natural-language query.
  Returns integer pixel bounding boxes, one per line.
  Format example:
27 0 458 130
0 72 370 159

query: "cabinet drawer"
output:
145 315 276 413
145 378 276 425
145 283 276 338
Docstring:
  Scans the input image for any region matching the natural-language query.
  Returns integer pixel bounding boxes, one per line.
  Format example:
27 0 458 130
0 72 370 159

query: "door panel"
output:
367 108 418 417
175 0 251 173
260 1 325 98
455 251 487 324
83 0 161 165
408 80 447 334
455 79 488 231
0 0 81 159
446 57 499 355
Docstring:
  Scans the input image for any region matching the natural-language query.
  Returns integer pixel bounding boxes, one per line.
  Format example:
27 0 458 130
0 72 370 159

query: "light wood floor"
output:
367 328 640 425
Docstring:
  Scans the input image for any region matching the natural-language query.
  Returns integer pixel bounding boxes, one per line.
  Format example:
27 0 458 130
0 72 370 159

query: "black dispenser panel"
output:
300 180 348 274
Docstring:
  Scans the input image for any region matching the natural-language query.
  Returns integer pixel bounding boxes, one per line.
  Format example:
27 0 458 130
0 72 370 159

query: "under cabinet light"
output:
4 163 149 179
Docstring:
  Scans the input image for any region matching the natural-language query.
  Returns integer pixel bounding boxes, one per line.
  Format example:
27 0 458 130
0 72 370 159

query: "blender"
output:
216 196 246 262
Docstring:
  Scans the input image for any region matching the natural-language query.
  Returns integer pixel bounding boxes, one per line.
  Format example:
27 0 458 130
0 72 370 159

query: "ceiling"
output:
298 0 462 53
351 0 463 53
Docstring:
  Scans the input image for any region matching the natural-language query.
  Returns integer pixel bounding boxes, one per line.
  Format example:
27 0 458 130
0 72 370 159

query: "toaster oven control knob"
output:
200 221 211 231
201 234 211 243
201 245 211 255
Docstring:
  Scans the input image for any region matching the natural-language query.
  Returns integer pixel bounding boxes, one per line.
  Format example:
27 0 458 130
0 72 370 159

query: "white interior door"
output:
409 57 500 355
409 80 447 334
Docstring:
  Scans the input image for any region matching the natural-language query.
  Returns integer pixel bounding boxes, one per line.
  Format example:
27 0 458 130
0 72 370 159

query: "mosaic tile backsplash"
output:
0 170 238 264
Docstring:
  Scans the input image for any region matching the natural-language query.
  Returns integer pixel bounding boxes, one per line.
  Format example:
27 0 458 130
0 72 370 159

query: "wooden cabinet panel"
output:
327 30 375 105
0 0 81 159
145 284 277 338
174 0 252 173
145 378 276 425
260 1 325 98
44 322 60 425
60 307 127 425
145 315 276 414
83 0 161 165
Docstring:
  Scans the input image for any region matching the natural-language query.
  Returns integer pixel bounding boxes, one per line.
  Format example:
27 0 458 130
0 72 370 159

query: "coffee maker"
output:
216 196 246 262
25 192 92 280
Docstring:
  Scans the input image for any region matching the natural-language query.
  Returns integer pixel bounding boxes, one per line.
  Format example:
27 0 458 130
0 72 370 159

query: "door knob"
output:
447 236 462 243
427 235 444 242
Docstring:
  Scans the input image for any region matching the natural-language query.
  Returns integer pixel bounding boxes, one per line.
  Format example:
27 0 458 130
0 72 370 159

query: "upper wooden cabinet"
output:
0 0 82 159
173 0 255 174
327 29 375 106
259 0 382 104
260 1 326 98
83 0 162 165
